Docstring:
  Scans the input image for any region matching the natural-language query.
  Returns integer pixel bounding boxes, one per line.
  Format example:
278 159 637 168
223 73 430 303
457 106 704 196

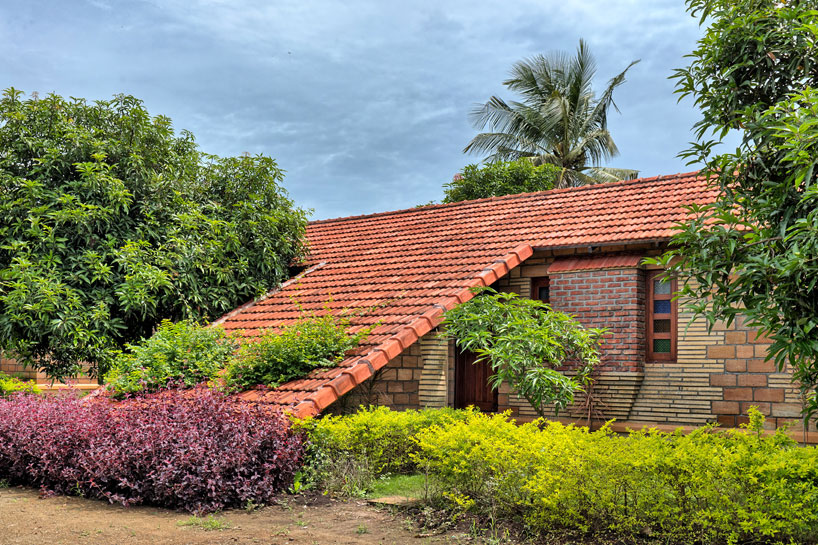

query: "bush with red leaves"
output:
0 388 304 513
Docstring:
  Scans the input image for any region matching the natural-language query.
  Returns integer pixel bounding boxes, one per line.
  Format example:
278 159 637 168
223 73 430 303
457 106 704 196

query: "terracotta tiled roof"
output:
547 254 645 273
216 171 716 417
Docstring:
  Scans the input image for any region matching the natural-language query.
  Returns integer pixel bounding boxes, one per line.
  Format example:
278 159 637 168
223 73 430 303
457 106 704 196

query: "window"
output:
646 270 677 361
531 277 550 304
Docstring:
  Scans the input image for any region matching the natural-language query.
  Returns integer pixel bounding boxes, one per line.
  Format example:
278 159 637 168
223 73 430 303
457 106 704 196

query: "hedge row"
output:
0 388 304 513
307 407 818 544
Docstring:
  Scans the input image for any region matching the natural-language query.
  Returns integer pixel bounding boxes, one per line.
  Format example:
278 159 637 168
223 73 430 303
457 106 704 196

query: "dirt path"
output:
0 487 475 545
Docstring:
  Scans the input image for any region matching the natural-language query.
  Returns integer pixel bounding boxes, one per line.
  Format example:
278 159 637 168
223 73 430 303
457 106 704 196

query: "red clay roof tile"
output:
548 255 645 273
217 172 715 416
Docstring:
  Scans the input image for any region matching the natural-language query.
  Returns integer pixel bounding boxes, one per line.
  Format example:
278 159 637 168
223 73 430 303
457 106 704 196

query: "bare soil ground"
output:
0 486 483 545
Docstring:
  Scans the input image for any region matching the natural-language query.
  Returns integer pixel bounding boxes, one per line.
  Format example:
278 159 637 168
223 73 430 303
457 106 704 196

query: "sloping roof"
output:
547 254 645 273
216 171 716 417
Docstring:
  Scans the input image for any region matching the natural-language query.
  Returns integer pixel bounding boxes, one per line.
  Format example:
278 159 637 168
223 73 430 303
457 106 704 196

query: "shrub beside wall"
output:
0 372 40 397
299 406 470 493
411 409 818 544
0 388 304 513
305 407 818 544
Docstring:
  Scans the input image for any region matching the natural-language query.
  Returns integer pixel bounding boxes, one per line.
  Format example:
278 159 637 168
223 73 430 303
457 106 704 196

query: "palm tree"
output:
464 40 640 188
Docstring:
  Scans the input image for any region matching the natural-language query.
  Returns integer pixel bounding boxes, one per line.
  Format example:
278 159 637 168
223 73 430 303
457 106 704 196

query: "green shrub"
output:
298 406 471 494
444 287 605 417
0 372 41 397
225 311 370 390
104 320 237 398
412 408 818 544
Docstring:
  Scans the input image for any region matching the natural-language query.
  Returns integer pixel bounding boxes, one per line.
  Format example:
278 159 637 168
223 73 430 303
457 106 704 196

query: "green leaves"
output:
225 309 372 390
0 88 307 380
442 160 558 203
444 286 605 417
104 320 238 398
658 1 818 427
464 40 639 187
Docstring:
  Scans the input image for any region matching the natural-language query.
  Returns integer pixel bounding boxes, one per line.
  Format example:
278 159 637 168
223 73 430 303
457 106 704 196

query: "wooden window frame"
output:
646 270 677 362
531 277 550 304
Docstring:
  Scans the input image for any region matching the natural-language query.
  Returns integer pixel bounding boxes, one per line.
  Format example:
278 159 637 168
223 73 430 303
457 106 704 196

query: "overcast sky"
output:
2 1 709 220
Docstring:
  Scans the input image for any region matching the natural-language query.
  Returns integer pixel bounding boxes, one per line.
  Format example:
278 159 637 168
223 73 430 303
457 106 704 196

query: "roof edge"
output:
309 171 704 226
290 243 534 417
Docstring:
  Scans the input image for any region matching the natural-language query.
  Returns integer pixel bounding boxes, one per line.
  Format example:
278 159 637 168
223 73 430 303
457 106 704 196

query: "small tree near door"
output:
444 287 605 417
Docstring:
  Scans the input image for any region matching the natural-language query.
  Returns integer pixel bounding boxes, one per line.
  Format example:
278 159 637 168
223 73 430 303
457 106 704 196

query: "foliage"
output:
367 473 427 500
104 320 238 398
463 39 639 187
177 515 231 531
412 408 818 544
444 287 604 416
0 388 305 514
442 160 559 203
297 406 470 494
651 0 818 426
0 88 307 380
0 371 40 397
225 310 371 390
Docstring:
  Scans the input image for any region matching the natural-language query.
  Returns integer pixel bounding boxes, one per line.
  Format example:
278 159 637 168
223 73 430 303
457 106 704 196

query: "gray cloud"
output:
2 0 711 219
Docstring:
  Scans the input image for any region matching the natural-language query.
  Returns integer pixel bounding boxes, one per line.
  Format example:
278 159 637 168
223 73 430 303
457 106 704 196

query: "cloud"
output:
2 0 707 219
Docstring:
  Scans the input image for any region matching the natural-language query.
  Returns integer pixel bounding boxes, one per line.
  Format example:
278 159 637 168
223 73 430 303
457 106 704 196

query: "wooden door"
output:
454 349 498 412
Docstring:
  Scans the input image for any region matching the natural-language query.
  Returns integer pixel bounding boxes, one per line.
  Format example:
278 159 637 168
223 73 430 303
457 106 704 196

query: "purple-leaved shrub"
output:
0 387 304 513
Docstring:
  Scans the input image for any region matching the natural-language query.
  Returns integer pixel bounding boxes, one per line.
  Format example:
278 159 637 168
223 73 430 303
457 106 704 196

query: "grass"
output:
177 515 231 531
366 473 427 499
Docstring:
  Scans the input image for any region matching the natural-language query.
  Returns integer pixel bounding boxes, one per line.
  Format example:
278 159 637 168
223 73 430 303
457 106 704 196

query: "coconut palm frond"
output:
586 166 641 183
464 40 639 186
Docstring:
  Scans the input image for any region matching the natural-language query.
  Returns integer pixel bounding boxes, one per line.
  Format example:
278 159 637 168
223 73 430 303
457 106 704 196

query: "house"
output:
215 171 812 440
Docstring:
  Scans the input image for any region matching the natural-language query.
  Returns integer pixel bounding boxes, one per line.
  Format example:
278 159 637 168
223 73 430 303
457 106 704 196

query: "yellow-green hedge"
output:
0 372 40 397
412 409 818 544
302 405 469 475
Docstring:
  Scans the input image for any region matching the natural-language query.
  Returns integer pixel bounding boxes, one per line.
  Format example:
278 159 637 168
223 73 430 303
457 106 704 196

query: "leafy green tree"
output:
444 287 605 417
653 1 818 425
463 40 640 188
0 88 307 380
442 160 559 203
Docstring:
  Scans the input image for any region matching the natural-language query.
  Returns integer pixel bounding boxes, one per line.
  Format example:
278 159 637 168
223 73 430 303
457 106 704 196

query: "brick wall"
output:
489 252 650 421
417 332 448 407
484 251 804 434
336 247 806 436
1 351 40 380
0 350 97 391
706 316 802 430
549 268 644 373
334 331 438 412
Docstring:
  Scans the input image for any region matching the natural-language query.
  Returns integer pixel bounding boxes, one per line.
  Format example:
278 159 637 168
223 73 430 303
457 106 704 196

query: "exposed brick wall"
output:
335 247 806 437
549 268 645 373
333 334 426 413
0 352 38 379
478 251 803 434
417 332 448 407
486 251 650 421
706 316 802 430
0 350 97 389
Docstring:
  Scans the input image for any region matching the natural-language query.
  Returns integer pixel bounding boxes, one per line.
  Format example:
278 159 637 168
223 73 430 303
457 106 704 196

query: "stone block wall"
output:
337 330 449 412
704 316 802 430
